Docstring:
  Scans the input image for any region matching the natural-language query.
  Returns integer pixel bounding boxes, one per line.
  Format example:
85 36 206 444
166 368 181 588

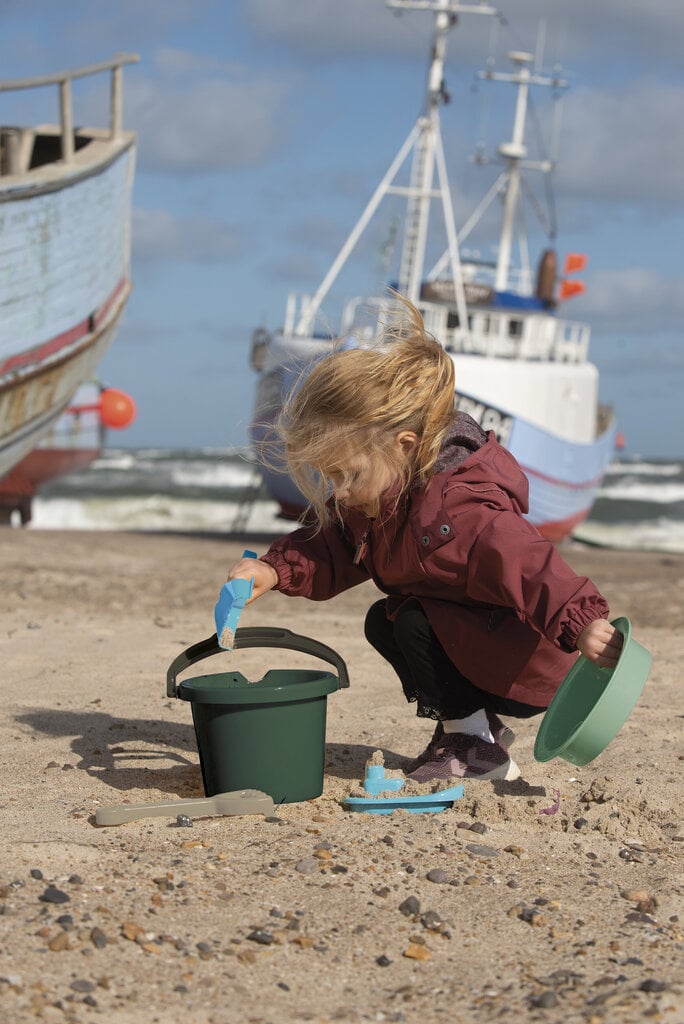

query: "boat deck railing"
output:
285 291 591 365
0 53 139 175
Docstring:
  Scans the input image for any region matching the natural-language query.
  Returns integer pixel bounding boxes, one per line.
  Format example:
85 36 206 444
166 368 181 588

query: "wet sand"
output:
1 529 682 1023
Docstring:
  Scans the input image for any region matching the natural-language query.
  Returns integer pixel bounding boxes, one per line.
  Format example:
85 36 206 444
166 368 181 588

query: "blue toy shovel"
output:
214 549 257 650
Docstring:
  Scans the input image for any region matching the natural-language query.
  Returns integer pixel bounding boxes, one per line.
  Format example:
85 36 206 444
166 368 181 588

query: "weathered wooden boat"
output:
0 54 138 521
249 1 616 541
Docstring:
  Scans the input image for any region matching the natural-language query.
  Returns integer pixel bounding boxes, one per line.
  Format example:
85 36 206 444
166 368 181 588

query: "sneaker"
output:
407 732 521 783
487 712 516 751
403 720 445 774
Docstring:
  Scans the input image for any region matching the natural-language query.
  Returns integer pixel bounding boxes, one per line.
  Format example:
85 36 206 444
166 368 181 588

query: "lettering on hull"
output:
455 392 513 446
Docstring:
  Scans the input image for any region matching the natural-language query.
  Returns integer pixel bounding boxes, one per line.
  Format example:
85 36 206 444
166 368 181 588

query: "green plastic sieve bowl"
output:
534 617 652 766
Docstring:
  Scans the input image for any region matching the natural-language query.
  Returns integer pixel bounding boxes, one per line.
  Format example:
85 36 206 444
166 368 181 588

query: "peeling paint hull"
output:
0 108 135 487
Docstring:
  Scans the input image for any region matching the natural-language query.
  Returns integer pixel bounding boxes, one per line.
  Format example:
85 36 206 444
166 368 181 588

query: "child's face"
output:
325 451 397 514
322 431 418 516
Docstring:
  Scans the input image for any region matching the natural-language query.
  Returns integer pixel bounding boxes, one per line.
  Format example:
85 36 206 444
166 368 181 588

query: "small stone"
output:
70 980 95 994
530 991 559 1008
295 857 319 874
196 941 213 960
56 914 74 931
277 981 290 990
426 868 449 884
469 822 489 834
465 843 499 859
90 928 107 949
174 985 189 994
574 818 589 830
39 886 70 905
404 942 431 961
176 815 193 828
620 889 654 904
639 979 667 993
504 845 526 858
399 896 420 917
68 875 84 885
248 929 276 946
376 954 392 967
421 910 443 930
30 869 44 880
48 932 72 952
121 921 144 941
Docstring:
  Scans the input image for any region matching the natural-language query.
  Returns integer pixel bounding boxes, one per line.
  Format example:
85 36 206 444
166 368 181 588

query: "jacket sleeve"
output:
464 509 610 651
259 521 371 601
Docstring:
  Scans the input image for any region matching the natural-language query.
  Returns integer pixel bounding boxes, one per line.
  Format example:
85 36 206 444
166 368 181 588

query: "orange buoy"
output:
99 388 136 429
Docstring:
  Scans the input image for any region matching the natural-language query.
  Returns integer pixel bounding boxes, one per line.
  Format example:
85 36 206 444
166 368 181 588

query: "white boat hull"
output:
250 347 616 541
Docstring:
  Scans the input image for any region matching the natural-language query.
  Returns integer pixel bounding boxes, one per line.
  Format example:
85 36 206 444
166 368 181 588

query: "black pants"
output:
364 598 545 721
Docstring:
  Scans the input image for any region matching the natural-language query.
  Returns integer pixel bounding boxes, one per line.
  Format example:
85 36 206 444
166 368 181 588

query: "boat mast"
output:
390 1 497 304
478 51 566 291
293 0 496 337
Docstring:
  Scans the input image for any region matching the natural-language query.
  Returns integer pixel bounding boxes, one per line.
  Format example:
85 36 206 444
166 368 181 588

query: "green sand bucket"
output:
166 627 349 804
534 617 652 766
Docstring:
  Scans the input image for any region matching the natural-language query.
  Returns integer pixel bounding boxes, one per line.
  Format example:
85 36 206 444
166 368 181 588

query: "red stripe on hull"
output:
0 276 128 379
534 507 591 543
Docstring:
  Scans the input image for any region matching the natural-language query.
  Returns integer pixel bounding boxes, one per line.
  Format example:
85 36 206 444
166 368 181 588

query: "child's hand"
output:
227 556 279 602
576 619 623 669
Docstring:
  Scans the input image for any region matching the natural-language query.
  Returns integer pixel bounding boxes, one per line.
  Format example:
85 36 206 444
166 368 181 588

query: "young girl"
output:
228 298 622 782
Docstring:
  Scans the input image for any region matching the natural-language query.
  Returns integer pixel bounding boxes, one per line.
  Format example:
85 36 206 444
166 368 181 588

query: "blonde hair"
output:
276 295 455 525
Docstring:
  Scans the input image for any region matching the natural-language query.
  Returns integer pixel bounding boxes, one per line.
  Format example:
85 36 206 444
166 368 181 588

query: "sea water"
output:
28 448 684 553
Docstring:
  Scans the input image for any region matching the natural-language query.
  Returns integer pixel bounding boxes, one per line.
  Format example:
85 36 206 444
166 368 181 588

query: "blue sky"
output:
4 0 683 457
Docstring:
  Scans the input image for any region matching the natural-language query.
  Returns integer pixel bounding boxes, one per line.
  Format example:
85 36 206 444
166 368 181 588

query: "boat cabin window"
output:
447 311 459 329
508 318 523 339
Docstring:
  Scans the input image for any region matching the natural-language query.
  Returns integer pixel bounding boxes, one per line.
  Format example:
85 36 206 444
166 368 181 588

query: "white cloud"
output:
127 67 293 173
132 208 243 263
558 80 684 204
577 266 684 334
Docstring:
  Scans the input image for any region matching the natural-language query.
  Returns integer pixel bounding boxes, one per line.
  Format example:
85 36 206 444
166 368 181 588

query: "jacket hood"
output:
432 412 529 515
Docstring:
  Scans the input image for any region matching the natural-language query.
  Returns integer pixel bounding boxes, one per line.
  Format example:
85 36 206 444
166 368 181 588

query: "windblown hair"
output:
275 295 455 525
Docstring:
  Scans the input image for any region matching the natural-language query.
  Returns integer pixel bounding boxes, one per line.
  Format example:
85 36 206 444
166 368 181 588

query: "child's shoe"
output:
407 732 520 783
403 720 444 773
487 712 516 751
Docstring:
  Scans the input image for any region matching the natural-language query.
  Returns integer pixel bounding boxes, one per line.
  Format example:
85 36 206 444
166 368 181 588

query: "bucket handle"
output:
166 626 350 698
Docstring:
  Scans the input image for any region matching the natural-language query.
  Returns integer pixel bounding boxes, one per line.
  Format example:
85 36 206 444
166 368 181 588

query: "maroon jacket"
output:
260 414 609 707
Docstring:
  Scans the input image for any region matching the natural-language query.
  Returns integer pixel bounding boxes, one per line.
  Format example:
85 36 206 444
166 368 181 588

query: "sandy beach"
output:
1 529 682 1024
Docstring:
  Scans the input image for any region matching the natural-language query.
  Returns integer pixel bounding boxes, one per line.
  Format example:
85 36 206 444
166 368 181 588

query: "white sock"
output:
442 709 495 743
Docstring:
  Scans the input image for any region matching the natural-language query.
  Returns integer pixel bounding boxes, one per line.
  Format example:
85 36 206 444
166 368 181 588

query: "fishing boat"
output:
0 54 138 522
249 0 616 540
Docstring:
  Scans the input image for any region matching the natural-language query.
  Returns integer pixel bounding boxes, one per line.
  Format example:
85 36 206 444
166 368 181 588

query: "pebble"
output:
465 843 499 859
530 991 559 1008
30 869 43 880
176 815 193 828
469 822 489 835
247 929 276 946
295 857 319 874
90 928 107 949
39 886 70 905
421 910 443 930
639 979 667 993
426 869 449 884
56 914 74 931
70 980 95 993
48 932 71 952
404 942 431 961
399 896 420 917
376 954 392 967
